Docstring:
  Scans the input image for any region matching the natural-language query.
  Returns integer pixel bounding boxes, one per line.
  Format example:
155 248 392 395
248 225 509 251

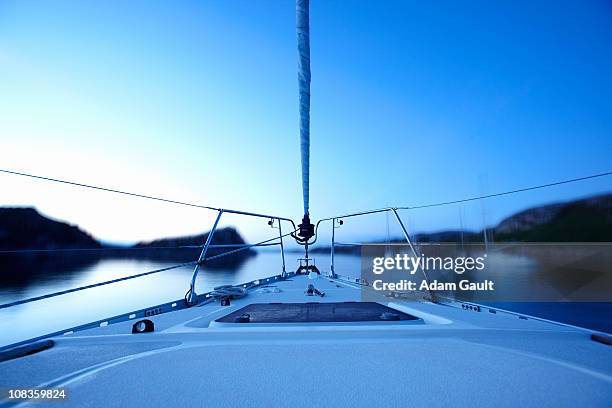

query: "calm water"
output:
0 249 610 348
0 251 358 347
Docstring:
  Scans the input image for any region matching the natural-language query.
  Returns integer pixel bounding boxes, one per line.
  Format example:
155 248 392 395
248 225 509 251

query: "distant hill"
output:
415 193 612 243
2 192 610 262
493 194 612 242
0 208 255 288
131 227 255 266
0 207 253 255
0 208 99 250
310 193 612 252
134 227 248 250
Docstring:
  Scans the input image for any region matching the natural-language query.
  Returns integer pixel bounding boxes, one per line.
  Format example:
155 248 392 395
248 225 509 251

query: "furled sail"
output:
297 0 311 216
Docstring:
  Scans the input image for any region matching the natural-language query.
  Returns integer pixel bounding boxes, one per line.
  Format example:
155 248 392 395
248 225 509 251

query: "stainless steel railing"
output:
185 208 297 305
0 207 297 310
313 207 435 299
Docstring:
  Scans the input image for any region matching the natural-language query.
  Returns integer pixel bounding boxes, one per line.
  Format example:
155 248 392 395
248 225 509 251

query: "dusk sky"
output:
1 0 611 244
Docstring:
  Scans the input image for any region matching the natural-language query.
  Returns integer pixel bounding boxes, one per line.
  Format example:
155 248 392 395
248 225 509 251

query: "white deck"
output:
1 273 611 407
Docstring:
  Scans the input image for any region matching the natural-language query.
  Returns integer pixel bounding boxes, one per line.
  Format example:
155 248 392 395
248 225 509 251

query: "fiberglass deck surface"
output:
1 274 611 407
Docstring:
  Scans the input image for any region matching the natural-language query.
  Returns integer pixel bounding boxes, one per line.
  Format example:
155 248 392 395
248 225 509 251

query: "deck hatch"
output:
216 302 420 323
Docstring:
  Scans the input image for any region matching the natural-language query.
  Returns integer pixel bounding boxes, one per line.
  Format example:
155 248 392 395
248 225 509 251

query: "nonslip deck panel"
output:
2 274 612 408
215 301 421 323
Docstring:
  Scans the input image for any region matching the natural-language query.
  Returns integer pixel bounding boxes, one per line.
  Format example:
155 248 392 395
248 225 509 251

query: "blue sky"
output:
0 0 611 244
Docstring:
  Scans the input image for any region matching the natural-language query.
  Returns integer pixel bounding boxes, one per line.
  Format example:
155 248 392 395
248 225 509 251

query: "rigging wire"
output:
185 226 299 305
0 168 219 211
0 168 296 224
315 171 612 225
204 227 297 263
0 228 298 310
0 243 280 255
396 171 612 210
0 261 197 310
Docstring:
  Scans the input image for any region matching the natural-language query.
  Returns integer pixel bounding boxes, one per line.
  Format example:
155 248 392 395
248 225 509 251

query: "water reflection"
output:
0 251 357 347
0 247 255 291
1 248 610 348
